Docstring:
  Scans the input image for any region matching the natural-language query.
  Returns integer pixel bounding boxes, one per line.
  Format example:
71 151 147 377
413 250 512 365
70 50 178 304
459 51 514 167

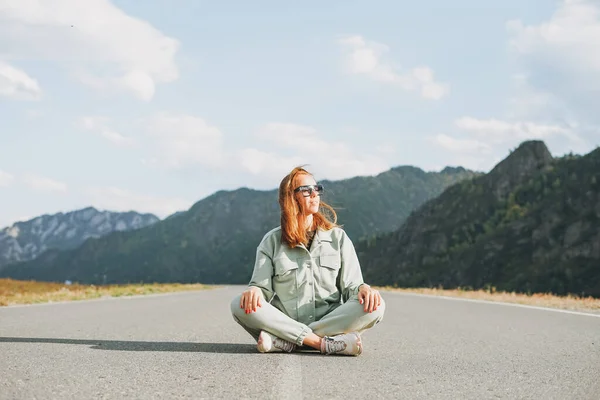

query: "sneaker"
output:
257 331 297 353
320 332 362 356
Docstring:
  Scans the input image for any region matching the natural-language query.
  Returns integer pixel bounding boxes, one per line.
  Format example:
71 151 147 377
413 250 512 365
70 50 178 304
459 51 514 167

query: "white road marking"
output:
387 291 600 318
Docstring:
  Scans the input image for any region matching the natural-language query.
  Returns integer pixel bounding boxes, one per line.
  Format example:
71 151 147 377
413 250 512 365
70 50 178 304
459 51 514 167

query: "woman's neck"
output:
303 214 314 231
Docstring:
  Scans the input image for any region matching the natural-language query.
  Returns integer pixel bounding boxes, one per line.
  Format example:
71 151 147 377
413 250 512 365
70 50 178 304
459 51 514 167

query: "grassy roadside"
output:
2 278 599 313
378 286 600 314
0 279 214 306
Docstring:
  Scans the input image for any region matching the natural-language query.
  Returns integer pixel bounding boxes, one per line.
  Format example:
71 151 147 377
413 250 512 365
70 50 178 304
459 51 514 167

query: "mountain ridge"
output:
358 141 600 297
0 164 478 284
0 207 159 268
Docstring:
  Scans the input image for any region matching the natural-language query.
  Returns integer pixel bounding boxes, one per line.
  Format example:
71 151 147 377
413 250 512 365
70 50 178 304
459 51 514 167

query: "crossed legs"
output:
230 295 385 352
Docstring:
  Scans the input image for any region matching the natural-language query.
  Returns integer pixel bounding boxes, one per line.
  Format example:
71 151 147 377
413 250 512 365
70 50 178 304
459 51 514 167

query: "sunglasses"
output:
294 184 324 197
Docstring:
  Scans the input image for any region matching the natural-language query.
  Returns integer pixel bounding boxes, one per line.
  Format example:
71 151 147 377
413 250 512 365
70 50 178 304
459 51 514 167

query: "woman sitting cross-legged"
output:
230 166 385 355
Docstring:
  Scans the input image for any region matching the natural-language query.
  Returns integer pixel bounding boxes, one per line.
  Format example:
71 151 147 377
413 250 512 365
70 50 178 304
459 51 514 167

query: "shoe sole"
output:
257 331 273 353
350 333 362 356
343 332 363 356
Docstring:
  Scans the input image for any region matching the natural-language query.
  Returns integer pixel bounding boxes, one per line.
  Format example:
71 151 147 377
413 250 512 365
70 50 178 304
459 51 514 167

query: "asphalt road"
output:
1 286 599 399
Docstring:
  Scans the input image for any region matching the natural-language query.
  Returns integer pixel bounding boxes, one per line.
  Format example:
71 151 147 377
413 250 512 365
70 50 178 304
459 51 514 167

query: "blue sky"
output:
1 0 599 227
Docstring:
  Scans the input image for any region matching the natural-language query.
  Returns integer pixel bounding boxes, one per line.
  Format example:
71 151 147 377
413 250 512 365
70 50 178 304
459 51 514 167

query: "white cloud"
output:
507 0 600 127
454 117 582 144
239 148 305 178
257 123 328 151
79 116 135 147
84 186 191 218
0 0 180 101
507 0 600 80
22 174 67 193
375 144 395 155
506 74 569 121
429 134 492 153
429 115 590 171
141 112 224 169
243 122 390 180
338 35 449 100
0 169 14 187
77 112 224 169
0 61 42 100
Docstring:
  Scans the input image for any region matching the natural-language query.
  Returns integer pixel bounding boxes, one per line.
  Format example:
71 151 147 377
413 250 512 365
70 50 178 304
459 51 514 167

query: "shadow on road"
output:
0 337 257 353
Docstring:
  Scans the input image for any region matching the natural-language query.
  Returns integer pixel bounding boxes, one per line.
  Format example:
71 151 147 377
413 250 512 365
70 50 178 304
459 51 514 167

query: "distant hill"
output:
0 207 159 268
0 166 478 284
358 140 600 297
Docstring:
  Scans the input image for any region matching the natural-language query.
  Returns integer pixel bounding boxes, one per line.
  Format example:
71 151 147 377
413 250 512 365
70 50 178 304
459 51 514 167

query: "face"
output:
293 173 321 216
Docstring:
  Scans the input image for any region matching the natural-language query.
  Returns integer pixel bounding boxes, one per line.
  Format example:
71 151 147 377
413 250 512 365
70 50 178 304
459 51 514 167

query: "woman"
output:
230 166 385 355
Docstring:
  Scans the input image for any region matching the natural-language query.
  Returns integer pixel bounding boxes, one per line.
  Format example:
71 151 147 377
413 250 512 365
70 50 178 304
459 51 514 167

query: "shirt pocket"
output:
318 253 341 291
273 255 299 302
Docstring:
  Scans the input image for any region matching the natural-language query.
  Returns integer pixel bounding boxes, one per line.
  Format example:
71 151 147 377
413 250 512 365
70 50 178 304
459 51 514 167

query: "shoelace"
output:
274 337 296 353
322 337 347 354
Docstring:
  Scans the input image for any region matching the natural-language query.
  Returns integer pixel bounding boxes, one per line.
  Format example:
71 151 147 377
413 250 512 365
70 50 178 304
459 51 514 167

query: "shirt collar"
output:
315 228 333 243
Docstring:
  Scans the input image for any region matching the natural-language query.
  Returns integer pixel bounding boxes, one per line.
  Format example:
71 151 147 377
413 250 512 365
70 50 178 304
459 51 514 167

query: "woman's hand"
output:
358 284 381 313
240 286 264 314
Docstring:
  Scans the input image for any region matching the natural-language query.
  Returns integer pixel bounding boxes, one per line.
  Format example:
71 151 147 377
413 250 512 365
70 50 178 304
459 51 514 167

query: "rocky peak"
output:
0 207 160 268
486 140 554 200
440 166 468 174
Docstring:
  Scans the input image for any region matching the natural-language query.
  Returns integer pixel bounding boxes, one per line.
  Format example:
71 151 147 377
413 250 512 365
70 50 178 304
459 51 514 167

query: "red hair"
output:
278 166 338 248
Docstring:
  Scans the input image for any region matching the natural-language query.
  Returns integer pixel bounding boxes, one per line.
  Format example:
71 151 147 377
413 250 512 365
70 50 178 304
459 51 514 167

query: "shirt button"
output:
309 315 313 319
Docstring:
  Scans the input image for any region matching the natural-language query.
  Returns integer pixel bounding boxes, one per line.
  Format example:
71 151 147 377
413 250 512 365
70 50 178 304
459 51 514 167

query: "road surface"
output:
1 286 599 399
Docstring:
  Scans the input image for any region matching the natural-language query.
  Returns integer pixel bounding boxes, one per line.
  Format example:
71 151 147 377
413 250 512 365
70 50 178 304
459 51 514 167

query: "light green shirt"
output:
248 226 365 326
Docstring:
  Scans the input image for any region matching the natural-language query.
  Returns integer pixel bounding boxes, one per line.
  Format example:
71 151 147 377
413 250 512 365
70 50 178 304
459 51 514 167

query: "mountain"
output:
0 166 478 284
320 165 478 241
0 207 159 268
358 140 600 297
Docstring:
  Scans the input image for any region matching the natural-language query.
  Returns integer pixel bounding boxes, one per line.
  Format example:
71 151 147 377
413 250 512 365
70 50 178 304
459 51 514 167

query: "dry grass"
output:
2 278 599 313
379 286 600 313
0 279 213 306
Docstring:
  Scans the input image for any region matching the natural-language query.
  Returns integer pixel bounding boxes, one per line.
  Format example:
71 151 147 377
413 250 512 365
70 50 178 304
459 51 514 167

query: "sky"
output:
1 0 599 227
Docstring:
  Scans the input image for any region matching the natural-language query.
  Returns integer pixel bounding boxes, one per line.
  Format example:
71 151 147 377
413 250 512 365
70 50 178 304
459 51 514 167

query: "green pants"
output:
230 295 386 346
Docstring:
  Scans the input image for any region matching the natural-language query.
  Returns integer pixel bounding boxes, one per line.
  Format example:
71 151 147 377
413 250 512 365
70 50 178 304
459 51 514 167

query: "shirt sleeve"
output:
338 230 365 302
248 244 275 302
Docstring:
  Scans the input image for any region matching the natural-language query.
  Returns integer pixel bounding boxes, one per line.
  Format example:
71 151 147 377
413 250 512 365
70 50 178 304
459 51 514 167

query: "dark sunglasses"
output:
294 184 324 197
